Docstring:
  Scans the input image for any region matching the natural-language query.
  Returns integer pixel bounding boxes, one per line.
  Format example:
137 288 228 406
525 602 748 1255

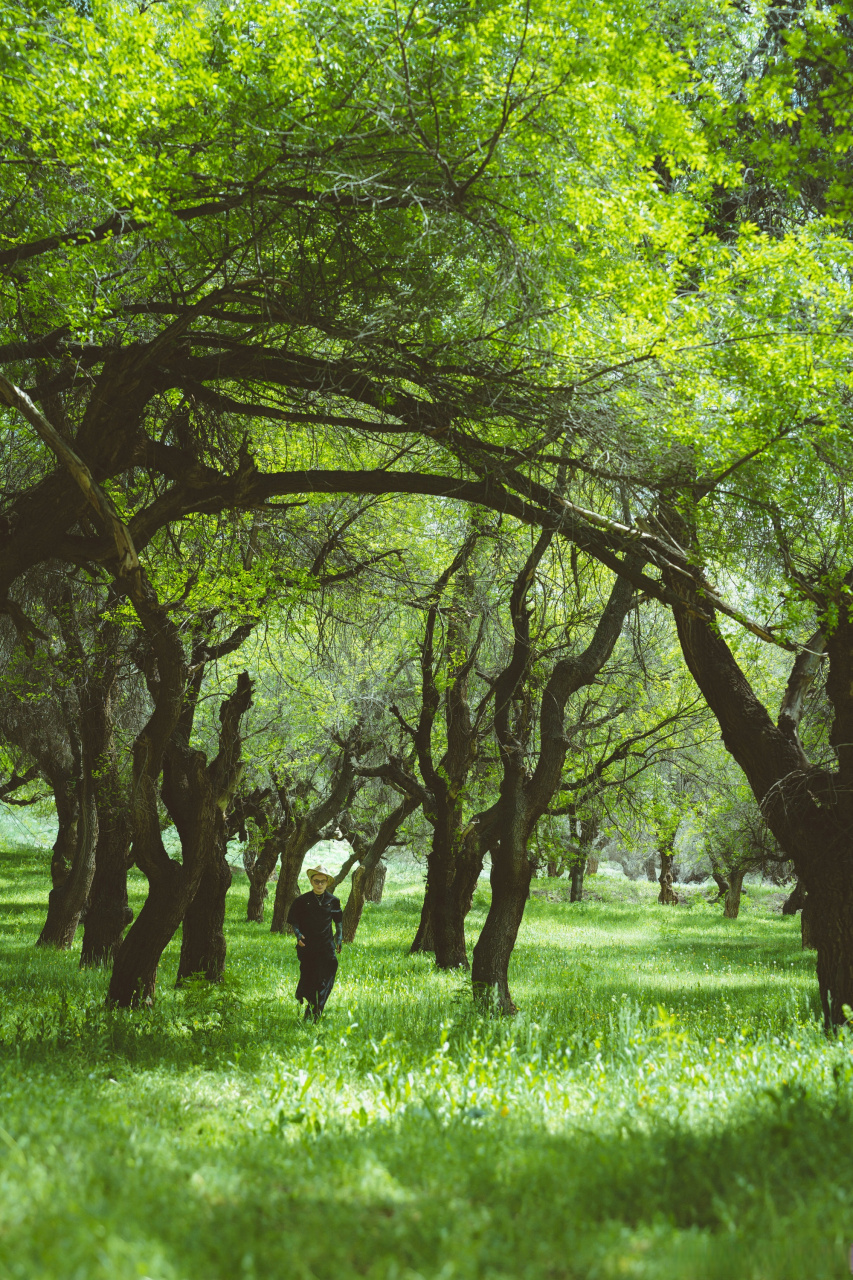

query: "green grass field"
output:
1 845 851 1280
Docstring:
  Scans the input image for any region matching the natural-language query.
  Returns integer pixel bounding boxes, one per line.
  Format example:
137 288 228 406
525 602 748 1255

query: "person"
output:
286 863 343 1021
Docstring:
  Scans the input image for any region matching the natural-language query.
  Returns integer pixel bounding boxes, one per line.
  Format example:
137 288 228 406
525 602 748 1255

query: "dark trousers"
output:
295 948 338 1014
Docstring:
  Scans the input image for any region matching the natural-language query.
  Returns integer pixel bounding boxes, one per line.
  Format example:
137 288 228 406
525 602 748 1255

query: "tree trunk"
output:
79 798 132 966
546 859 558 877
657 852 678 905
723 868 745 918
48 778 78 889
472 811 533 1015
661 531 853 1026
410 890 434 953
569 858 586 902
245 833 280 923
644 854 657 882
108 671 253 1007
343 859 390 942
108 861 193 1006
37 778 98 948
782 878 806 915
418 817 483 969
342 865 368 944
177 823 232 983
586 854 600 875
430 870 471 969
711 871 729 901
801 892 817 950
364 860 386 903
270 834 309 933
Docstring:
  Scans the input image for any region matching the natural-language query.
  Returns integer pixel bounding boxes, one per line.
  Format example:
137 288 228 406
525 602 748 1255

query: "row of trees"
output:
0 0 850 1020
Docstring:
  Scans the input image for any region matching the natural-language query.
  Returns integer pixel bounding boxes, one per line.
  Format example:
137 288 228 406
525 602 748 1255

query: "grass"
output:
0 843 851 1280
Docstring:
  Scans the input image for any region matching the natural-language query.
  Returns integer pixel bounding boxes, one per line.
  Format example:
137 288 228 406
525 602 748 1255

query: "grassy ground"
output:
0 844 851 1280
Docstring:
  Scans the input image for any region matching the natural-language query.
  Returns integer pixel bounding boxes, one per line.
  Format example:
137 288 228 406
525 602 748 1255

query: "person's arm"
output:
287 897 305 945
332 898 343 952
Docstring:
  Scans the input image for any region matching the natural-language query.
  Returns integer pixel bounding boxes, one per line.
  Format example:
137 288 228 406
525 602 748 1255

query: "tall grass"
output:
0 846 850 1279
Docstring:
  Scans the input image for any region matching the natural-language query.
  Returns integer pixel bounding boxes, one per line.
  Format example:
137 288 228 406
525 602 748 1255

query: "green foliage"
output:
2 845 851 1279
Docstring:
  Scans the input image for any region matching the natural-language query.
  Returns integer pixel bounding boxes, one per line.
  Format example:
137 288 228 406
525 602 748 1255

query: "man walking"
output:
286 863 343 1021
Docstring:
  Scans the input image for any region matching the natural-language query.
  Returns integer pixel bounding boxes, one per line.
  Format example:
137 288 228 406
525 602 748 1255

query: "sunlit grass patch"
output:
0 845 849 1279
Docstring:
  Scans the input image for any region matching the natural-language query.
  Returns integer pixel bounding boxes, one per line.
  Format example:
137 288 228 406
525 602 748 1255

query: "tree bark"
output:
109 861 188 1006
80 626 134 967
47 777 78 890
245 834 279 923
364 860 386 903
410 890 435 953
79 796 132 966
471 541 641 1012
662 530 853 1025
657 851 679 905
37 775 98 948
723 868 745 918
404 531 486 967
707 852 730 902
270 837 304 933
415 818 483 968
801 893 817 950
108 665 252 1007
342 865 369 944
177 824 232 982
569 858 586 902
342 793 420 943
472 800 532 1014
37 591 111 949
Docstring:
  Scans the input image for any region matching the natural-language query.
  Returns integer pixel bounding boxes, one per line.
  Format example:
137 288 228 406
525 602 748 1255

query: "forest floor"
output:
0 845 851 1280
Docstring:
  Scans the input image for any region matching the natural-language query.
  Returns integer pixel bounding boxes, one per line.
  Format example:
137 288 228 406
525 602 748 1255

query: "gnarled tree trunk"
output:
657 851 679 905
417 818 483 968
80 631 133 967
270 831 315 933
471 538 639 1013
662 512 853 1026
80 797 132 966
108 667 252 1007
37 774 98 949
343 794 418 943
177 824 232 982
472 797 532 1014
723 868 745 919
364 860 386 903
246 839 278 923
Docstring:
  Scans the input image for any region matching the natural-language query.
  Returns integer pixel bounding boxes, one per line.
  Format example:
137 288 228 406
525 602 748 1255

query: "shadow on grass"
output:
0 1071 849 1280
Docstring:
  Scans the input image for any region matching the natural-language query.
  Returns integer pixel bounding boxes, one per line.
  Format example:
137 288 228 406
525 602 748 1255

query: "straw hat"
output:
306 863 335 883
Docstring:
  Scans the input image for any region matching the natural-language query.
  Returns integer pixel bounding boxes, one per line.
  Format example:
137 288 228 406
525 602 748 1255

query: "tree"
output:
469 528 641 1012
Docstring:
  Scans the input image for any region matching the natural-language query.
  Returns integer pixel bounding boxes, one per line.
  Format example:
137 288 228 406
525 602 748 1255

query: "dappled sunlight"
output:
0 848 850 1279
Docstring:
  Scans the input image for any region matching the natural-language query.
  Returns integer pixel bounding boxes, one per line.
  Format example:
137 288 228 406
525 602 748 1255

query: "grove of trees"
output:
2 0 852 1024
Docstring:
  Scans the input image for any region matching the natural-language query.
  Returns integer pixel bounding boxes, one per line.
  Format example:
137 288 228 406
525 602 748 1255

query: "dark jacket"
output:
287 889 343 954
